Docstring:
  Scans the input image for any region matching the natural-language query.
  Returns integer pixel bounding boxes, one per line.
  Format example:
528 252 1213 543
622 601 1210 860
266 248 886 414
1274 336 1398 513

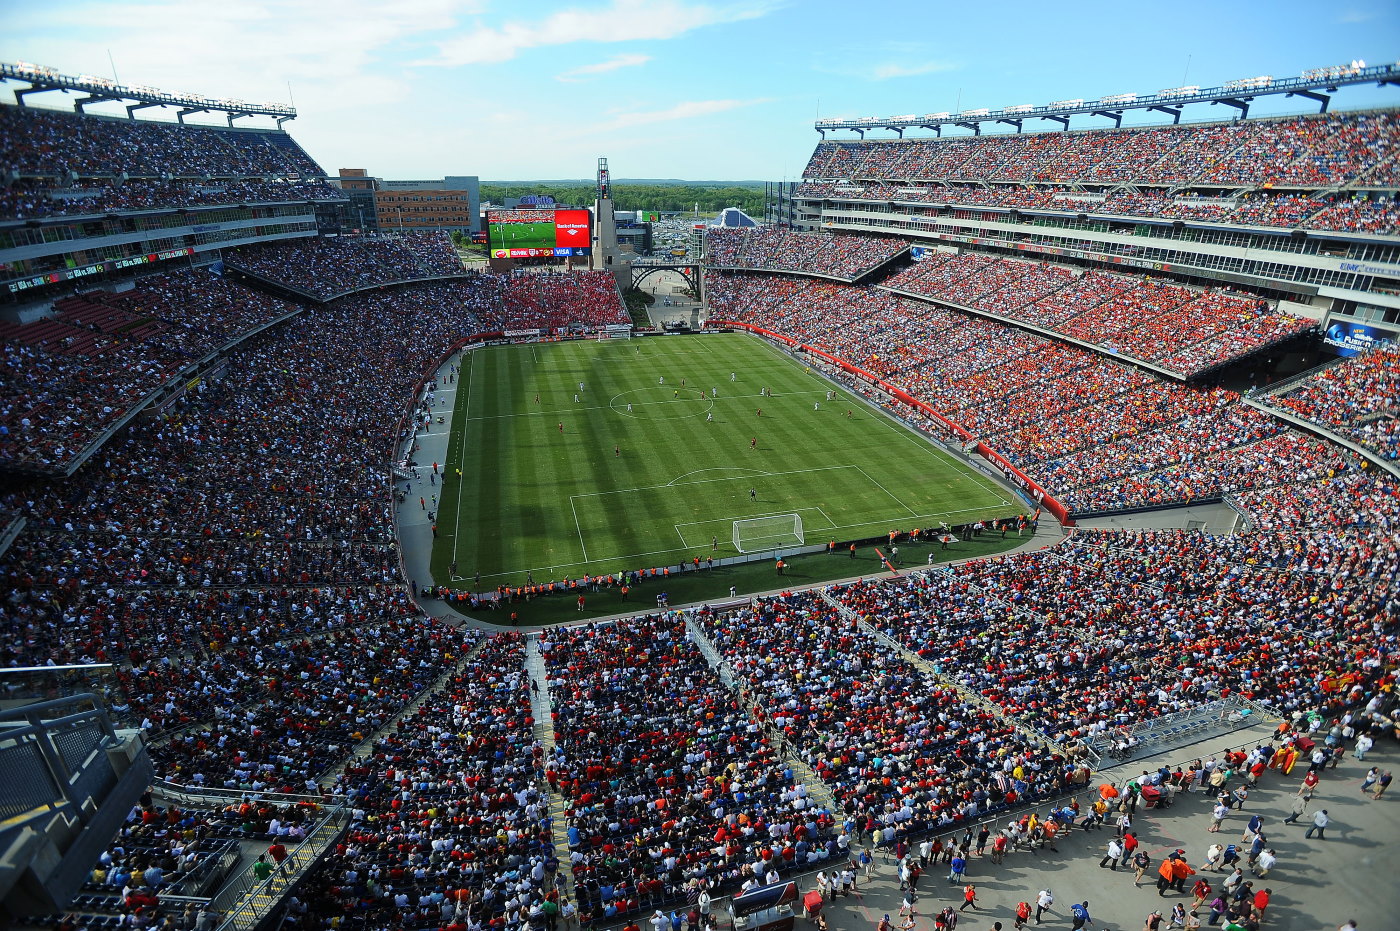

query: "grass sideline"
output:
442 533 1031 627
432 333 1026 615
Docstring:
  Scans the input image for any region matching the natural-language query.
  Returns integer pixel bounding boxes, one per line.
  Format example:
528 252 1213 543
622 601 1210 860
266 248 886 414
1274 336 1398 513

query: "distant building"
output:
711 206 759 228
333 169 481 234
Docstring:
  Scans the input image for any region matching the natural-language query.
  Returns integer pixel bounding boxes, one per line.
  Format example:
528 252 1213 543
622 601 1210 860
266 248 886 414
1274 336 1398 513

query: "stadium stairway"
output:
682 616 841 816
315 633 490 790
816 586 1075 760
524 633 574 875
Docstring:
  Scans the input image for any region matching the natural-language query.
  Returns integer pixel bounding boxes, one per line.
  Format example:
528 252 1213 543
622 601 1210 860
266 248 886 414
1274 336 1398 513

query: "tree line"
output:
480 183 765 217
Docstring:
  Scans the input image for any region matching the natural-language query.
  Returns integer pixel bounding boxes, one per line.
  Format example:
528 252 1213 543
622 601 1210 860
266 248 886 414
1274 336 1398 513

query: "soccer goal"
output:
732 513 804 553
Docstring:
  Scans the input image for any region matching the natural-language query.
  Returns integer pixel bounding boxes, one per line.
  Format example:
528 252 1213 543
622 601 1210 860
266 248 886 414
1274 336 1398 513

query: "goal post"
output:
732 513 804 553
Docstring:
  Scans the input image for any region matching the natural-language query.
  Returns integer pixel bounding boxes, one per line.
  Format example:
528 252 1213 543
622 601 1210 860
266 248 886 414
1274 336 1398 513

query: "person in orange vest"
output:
1155 858 1175 896
1169 857 1195 895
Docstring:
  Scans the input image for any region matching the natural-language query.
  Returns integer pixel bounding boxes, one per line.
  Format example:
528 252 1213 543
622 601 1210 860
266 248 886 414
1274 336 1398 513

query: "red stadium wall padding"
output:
710 320 1071 524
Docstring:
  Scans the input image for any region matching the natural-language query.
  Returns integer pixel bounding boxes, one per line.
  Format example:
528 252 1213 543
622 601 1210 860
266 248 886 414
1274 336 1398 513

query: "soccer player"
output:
814 402 820 410
615 445 620 457
751 437 758 450
558 422 564 433
574 394 580 403
750 488 756 500
711 387 717 398
730 372 736 381
756 409 762 417
659 376 664 385
706 413 713 422
627 403 633 413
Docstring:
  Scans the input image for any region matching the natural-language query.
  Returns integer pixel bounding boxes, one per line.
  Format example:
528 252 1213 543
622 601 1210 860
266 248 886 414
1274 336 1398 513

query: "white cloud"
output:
555 53 652 83
869 60 959 81
1 0 464 105
419 0 777 67
816 58 959 82
593 98 772 131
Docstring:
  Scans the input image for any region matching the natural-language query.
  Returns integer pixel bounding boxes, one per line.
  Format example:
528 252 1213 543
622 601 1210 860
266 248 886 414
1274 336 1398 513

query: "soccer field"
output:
433 333 1023 588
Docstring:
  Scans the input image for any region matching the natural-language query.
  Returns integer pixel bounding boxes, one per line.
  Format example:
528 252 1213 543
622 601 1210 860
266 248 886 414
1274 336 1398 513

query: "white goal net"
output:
732 513 804 553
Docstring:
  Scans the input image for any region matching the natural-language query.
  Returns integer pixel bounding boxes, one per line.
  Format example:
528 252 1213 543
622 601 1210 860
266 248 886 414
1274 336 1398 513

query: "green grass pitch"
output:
432 333 1024 590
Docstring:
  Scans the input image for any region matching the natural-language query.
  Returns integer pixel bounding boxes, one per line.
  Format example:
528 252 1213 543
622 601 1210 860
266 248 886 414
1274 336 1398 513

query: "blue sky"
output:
2 0 1397 181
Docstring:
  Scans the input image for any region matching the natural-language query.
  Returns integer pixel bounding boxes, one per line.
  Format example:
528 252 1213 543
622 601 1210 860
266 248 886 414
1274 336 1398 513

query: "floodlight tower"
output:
591 157 630 289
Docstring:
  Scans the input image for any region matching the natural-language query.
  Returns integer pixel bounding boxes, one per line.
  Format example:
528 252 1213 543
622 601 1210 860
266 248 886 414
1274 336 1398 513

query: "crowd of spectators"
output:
546 615 820 923
501 271 629 330
0 103 325 179
0 270 299 472
0 176 343 221
794 181 1400 235
705 229 907 280
225 233 466 299
1259 345 1400 460
695 591 1090 831
4 98 1396 929
0 273 506 687
882 257 1312 377
300 633 555 929
802 111 1400 190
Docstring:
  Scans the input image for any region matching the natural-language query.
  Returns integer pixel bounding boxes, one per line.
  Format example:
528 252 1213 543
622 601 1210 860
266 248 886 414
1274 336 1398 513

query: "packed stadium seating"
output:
795 181 1400 235
1257 345 1400 460
803 112 1400 187
225 232 467 299
696 591 1088 819
501 270 628 329
706 229 907 279
797 111 1400 234
0 103 334 220
0 270 299 473
6 81 1400 931
546 615 822 922
880 256 1313 377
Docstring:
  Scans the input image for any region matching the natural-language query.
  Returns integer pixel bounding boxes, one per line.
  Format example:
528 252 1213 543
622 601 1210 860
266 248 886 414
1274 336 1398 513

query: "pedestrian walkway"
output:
316 634 489 789
525 632 574 874
704 728 1397 931
818 587 1074 761
684 615 839 816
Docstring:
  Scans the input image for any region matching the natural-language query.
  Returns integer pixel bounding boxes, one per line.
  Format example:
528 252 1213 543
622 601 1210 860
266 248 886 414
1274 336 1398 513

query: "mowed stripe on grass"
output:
434 333 1021 588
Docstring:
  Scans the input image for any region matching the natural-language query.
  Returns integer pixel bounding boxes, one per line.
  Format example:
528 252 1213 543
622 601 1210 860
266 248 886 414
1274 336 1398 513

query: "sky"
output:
2 0 1397 182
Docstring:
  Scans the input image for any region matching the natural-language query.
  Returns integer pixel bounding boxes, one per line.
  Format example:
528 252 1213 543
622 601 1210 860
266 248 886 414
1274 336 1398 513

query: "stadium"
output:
0 36 1399 931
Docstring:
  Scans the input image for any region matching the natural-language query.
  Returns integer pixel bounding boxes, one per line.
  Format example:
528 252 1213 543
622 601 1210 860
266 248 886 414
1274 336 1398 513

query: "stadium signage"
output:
504 329 542 338
493 247 556 258
1323 319 1395 357
5 247 195 294
1338 260 1400 276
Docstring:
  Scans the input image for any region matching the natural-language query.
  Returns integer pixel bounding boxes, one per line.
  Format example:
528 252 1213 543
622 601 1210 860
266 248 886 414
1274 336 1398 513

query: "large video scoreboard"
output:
488 208 592 259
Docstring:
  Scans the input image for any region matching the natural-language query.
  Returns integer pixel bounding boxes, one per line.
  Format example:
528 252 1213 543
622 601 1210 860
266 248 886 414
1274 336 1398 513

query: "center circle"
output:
610 387 715 420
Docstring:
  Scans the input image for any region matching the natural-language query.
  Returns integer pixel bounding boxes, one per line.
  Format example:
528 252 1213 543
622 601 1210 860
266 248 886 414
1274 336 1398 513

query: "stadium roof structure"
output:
814 61 1400 137
711 207 759 228
0 60 297 127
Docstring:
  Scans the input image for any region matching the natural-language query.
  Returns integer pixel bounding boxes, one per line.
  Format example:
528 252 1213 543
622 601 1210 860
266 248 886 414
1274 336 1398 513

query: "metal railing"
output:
208 797 349 931
0 693 123 826
1085 697 1270 765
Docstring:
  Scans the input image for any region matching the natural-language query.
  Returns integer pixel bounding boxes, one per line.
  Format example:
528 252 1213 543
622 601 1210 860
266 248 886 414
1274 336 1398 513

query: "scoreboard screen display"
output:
488 208 592 259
